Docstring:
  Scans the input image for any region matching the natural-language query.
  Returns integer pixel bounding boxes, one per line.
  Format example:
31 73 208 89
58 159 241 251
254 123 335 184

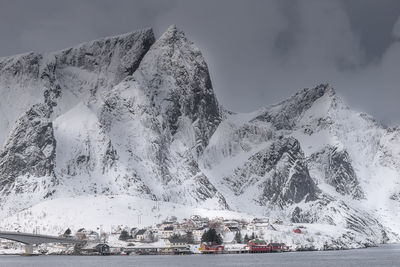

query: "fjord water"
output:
0 244 399 267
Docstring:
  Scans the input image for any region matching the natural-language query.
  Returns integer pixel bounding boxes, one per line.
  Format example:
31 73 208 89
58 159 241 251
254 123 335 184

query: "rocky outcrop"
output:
54 28 155 91
0 104 56 192
223 137 318 207
252 84 334 130
135 25 222 155
308 146 364 199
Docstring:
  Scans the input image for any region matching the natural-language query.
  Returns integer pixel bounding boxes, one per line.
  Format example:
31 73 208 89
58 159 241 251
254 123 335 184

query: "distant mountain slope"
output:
0 26 399 246
201 84 399 241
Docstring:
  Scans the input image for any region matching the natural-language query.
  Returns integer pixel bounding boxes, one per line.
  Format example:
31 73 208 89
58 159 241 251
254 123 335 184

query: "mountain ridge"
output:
0 26 399 247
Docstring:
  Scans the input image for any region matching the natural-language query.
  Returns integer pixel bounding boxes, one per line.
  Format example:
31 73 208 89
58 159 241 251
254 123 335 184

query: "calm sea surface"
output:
0 244 399 267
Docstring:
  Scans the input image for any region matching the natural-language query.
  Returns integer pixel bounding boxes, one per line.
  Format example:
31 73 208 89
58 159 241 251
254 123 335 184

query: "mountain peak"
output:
130 24 221 155
290 83 336 105
166 24 178 32
252 83 339 130
155 25 188 47
51 27 154 56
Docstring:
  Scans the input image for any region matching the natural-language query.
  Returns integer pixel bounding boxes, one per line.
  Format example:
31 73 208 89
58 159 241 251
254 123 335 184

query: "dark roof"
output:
135 229 146 236
95 243 110 249
270 243 282 246
250 239 265 245
168 238 187 244
163 226 174 231
228 227 240 231
203 242 224 247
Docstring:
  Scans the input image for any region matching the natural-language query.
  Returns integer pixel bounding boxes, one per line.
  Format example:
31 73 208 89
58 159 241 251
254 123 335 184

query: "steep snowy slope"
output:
0 27 399 245
0 25 226 220
95 25 226 207
201 84 399 241
0 29 154 146
0 104 57 218
0 52 44 146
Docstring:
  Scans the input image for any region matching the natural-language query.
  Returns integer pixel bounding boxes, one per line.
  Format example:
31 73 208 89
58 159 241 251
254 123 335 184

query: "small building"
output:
190 215 209 227
247 222 268 231
86 231 100 242
160 221 175 230
75 228 87 240
180 219 196 231
200 242 224 254
81 243 111 255
223 220 240 228
95 243 111 255
227 226 240 233
159 226 174 239
268 243 282 252
166 238 190 254
166 238 188 248
252 218 269 224
280 243 290 252
135 229 147 241
294 228 302 234
246 223 256 231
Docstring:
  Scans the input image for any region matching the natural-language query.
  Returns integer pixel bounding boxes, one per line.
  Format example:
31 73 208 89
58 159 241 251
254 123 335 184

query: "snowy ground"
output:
0 195 253 235
0 194 390 254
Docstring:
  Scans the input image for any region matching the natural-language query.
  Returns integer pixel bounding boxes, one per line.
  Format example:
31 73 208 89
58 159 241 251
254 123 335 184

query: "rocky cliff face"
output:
0 26 399 243
252 84 333 130
0 104 56 190
132 25 221 155
308 146 364 199
222 137 318 207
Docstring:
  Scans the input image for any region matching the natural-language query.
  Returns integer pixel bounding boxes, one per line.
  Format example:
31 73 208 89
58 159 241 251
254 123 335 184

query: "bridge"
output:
0 231 85 255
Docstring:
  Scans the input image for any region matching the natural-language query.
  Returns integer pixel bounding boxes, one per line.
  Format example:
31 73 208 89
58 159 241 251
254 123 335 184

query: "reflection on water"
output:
0 244 399 267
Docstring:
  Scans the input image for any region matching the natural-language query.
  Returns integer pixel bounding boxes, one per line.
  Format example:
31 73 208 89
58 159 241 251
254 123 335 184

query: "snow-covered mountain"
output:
0 26 399 246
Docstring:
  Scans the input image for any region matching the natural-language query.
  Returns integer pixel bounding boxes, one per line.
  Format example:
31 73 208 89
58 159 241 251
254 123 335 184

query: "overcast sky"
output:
1 0 400 125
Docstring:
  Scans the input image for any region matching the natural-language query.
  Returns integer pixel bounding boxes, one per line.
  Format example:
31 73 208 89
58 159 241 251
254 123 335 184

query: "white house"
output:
159 226 174 239
135 229 147 241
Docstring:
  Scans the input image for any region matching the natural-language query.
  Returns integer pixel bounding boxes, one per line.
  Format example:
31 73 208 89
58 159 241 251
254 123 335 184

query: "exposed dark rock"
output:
252 84 334 130
137 25 222 156
309 146 364 199
0 104 57 190
223 137 319 207
55 28 155 85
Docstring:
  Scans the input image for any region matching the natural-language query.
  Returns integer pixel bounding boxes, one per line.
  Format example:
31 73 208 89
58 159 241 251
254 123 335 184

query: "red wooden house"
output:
248 239 270 253
293 228 302 234
200 242 224 254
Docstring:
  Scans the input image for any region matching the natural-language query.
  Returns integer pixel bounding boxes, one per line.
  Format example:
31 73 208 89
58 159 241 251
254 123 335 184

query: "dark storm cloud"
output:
1 0 400 125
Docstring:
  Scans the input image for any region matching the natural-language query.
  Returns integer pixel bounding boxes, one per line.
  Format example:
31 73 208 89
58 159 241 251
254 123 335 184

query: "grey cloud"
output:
393 16 400 39
0 0 400 125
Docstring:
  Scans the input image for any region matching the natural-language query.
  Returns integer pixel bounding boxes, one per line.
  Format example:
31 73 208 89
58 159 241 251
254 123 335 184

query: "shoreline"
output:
1 242 397 257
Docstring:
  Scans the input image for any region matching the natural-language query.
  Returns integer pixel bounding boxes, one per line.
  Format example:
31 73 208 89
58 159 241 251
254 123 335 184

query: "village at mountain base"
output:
0 215 371 256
